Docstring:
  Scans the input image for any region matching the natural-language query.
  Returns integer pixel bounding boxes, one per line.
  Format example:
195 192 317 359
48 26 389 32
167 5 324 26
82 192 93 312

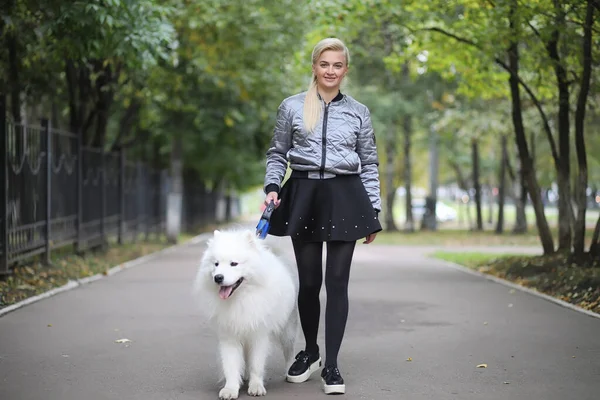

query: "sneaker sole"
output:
322 379 345 395
285 358 322 383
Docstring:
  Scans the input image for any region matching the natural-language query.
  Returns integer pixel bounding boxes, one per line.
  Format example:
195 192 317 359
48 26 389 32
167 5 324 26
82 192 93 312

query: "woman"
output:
262 37 382 395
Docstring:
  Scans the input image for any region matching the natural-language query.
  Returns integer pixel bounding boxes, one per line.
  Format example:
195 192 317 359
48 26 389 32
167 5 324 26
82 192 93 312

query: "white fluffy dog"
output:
193 229 299 399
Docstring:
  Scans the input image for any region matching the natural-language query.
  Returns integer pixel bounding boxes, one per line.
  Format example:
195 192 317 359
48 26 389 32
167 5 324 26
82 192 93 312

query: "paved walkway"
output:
1 229 599 400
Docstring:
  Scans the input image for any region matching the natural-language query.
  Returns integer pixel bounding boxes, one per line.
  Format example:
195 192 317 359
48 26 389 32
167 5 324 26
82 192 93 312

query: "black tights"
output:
291 239 356 368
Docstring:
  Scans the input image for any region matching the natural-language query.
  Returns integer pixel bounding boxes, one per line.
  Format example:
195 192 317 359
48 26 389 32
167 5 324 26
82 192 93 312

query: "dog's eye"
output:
214 262 219 266
230 262 238 267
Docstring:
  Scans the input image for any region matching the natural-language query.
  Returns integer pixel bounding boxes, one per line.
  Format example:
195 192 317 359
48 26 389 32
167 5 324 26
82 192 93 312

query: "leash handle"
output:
256 199 276 239
263 199 276 218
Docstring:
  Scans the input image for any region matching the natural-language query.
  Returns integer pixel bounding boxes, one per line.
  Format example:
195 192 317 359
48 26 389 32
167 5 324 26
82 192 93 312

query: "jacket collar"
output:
317 91 344 104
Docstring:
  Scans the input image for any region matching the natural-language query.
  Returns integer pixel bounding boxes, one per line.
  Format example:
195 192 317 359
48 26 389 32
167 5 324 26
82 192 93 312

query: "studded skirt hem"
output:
267 173 382 242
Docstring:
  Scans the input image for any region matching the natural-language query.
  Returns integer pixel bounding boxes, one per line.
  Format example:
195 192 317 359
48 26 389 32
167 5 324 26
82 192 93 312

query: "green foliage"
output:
49 0 176 67
1 0 598 199
1 0 309 191
151 0 310 190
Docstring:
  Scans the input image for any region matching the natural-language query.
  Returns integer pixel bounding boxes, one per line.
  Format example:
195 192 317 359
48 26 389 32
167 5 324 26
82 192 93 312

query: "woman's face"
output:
312 50 348 91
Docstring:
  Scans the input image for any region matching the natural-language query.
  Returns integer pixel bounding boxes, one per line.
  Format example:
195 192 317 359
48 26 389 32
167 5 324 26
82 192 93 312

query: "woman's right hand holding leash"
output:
261 192 280 212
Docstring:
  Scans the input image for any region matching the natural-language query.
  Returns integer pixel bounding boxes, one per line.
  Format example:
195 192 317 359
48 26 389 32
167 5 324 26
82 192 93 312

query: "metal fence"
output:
1 98 220 275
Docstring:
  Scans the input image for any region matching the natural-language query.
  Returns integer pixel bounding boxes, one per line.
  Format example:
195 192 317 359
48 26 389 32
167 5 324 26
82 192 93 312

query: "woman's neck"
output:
318 86 340 104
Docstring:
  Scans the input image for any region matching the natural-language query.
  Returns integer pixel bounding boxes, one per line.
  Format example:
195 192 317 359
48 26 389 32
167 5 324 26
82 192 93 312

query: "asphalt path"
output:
1 231 598 400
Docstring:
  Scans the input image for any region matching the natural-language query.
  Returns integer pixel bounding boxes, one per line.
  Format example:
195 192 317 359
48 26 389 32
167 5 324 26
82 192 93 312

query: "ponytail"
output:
303 75 320 133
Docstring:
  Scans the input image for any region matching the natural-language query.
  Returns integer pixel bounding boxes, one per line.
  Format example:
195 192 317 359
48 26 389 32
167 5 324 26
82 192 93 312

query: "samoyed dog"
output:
193 229 299 399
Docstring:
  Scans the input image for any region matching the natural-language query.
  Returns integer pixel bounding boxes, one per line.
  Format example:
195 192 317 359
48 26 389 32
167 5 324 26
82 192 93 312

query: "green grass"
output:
373 227 595 247
432 250 600 314
431 251 529 266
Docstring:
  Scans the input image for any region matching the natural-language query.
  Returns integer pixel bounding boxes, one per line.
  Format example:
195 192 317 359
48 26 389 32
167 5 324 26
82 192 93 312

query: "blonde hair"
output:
303 38 350 133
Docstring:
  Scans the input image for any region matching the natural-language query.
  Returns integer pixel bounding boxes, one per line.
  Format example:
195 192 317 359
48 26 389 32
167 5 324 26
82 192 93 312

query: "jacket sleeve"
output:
264 100 293 194
356 106 382 212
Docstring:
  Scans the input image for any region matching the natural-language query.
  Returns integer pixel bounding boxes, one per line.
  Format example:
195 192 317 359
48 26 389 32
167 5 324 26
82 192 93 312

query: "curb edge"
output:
435 257 600 320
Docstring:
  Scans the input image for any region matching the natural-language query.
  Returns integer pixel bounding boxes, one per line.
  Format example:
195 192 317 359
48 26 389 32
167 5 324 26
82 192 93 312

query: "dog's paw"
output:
218 387 239 400
247 380 267 397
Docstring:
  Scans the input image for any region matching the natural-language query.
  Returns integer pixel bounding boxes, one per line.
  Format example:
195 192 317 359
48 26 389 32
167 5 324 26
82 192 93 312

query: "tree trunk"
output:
514 156 528 233
382 30 399 232
384 125 398 231
91 62 115 148
402 60 414 232
590 213 600 257
66 60 93 140
403 113 414 232
166 134 183 243
51 100 60 130
448 157 472 229
548 0 573 252
92 100 111 149
111 99 142 151
422 124 438 231
508 0 554 254
465 200 473 230
487 182 494 225
496 135 507 233
224 181 232 222
472 138 483 230
504 148 520 210
66 60 80 134
573 0 594 257
7 31 20 124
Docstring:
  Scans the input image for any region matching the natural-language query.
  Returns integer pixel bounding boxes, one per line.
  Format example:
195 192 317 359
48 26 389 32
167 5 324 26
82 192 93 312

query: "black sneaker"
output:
286 350 322 383
321 365 345 395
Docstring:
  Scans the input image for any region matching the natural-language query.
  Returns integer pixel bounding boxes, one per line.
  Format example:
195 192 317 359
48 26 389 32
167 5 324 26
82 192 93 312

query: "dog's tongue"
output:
219 285 233 300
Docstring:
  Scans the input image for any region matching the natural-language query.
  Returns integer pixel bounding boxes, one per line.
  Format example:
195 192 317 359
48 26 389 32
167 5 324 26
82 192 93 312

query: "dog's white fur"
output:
193 229 299 399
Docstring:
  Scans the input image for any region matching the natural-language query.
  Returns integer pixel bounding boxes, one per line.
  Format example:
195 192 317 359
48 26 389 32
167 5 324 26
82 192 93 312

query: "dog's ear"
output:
245 230 257 246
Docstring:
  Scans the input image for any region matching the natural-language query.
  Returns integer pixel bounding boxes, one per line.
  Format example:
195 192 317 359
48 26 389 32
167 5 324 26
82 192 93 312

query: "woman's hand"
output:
363 233 377 244
260 191 281 212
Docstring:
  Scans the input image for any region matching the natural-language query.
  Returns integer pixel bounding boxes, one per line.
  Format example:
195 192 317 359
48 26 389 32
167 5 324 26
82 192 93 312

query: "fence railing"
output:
1 97 221 275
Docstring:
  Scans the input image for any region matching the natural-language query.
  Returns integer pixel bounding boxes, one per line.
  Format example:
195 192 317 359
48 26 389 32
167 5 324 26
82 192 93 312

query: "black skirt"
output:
268 171 382 242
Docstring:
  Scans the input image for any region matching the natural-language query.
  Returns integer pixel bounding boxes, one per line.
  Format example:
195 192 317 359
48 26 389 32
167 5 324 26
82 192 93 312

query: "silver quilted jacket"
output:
264 91 381 211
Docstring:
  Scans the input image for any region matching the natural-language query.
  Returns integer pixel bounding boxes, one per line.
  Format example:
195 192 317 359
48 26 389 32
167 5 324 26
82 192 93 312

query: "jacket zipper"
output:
320 102 330 178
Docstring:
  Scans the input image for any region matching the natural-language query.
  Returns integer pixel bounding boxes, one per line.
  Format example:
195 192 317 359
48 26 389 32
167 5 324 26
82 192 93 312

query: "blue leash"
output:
256 200 276 239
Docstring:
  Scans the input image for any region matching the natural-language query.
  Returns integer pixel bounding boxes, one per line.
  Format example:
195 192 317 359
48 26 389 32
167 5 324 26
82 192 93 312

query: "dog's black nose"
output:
214 274 224 284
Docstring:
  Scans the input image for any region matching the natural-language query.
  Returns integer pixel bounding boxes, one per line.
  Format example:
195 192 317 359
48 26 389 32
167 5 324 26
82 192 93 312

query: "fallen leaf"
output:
509 289 516 294
508 303 514 308
476 363 488 368
115 338 132 344
503 381 510 384
47 324 52 327
406 357 412 362
483 321 489 325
